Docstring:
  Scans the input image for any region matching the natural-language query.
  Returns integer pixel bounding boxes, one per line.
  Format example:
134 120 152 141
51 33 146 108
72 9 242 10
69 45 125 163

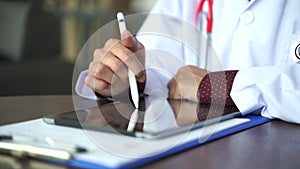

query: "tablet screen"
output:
43 96 241 139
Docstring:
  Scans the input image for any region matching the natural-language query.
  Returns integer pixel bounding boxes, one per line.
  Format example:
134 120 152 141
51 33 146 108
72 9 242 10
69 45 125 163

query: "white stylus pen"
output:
117 12 139 109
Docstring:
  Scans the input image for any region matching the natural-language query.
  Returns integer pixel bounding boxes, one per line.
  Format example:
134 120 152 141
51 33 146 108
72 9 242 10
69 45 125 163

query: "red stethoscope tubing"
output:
195 0 213 33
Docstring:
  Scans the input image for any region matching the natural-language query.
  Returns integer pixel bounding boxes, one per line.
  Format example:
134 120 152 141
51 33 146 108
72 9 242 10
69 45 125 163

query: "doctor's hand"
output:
85 31 146 97
168 65 208 102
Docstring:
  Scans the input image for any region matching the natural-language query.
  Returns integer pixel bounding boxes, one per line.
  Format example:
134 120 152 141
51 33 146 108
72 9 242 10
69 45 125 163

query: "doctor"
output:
76 0 300 124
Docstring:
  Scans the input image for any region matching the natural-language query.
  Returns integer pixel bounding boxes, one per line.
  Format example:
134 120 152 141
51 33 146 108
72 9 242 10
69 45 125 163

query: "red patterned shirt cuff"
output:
197 70 238 106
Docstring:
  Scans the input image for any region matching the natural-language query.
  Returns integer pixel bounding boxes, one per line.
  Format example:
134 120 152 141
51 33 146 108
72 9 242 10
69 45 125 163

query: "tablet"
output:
43 96 242 139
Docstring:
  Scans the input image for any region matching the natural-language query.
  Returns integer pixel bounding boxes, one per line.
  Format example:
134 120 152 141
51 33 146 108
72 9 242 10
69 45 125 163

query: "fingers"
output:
94 48 122 73
121 31 138 48
84 73 110 96
121 31 146 81
85 31 145 97
88 62 115 84
101 52 128 80
86 56 129 97
109 41 145 77
167 78 181 100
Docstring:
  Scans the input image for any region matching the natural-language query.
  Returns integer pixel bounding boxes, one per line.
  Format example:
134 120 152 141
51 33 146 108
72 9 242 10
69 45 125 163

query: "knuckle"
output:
186 65 197 73
95 64 105 76
84 76 92 88
93 48 104 59
120 50 134 62
84 76 89 84
102 54 118 68
105 38 120 47
112 45 132 61
97 80 108 90
178 66 187 73
85 75 108 91
109 45 133 62
88 62 93 69
186 65 195 69
124 50 133 57
109 59 122 72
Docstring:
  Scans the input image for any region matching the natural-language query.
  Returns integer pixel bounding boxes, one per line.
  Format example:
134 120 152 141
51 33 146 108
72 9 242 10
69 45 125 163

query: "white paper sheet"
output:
0 118 249 168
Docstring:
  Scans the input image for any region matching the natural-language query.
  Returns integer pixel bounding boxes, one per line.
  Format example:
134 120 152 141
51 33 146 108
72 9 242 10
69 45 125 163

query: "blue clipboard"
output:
47 115 271 169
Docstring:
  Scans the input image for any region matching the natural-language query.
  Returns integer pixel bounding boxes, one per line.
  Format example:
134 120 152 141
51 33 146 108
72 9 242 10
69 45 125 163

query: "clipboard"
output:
0 114 271 169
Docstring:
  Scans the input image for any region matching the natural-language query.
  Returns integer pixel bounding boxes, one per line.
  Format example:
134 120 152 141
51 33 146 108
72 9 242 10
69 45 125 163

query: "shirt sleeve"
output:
230 64 300 124
75 70 98 100
197 70 238 106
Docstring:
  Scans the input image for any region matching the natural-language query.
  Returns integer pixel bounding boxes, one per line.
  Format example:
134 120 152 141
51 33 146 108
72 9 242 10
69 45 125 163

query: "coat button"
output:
240 10 255 25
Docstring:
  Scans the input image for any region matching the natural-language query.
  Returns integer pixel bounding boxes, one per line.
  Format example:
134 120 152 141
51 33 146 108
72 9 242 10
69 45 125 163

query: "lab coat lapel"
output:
240 0 259 12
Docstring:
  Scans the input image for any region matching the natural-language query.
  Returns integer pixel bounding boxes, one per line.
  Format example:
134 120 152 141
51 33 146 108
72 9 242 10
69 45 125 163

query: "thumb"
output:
121 30 138 48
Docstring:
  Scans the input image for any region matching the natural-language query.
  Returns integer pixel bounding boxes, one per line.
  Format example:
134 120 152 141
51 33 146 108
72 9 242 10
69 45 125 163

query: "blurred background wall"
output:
0 0 157 63
0 0 156 96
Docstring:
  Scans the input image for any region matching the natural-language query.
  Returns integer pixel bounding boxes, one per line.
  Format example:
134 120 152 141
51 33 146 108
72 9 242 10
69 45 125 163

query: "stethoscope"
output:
195 0 213 36
195 0 213 69
195 0 300 65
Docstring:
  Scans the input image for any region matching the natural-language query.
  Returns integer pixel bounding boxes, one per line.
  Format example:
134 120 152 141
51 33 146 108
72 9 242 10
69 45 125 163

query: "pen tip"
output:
0 135 12 140
76 147 87 153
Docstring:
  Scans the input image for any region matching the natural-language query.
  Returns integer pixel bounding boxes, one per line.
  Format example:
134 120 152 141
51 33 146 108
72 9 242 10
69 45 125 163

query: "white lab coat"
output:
76 0 300 124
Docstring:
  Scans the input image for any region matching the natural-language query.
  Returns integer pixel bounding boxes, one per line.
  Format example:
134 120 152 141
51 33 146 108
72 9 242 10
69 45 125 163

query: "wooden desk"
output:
0 95 299 169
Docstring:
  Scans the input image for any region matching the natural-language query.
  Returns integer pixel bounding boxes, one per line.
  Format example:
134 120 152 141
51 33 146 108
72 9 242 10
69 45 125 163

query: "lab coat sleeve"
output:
231 64 300 124
75 70 98 100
